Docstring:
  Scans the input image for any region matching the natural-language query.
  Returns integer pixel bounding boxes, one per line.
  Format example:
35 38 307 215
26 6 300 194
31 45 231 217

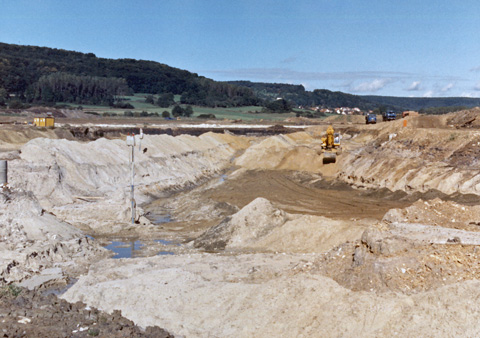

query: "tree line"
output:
2 43 479 112
0 42 259 108
27 72 132 105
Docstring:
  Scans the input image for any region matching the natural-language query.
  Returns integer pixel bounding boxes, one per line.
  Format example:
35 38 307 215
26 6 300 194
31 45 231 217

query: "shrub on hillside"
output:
197 114 216 119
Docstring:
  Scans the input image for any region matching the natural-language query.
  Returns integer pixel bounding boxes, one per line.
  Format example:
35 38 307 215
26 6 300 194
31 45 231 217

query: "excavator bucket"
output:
323 152 336 164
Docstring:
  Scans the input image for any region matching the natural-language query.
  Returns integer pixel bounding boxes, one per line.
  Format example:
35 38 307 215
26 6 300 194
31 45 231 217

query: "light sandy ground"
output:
4 110 480 337
62 252 480 338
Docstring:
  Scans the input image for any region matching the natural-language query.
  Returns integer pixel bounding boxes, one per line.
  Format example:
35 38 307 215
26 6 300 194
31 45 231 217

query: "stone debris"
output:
0 187 106 285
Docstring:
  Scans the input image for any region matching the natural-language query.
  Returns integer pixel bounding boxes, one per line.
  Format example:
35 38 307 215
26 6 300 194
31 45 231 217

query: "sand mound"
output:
193 198 289 251
409 114 447 128
0 187 105 284
234 133 325 172
194 197 366 253
0 124 74 151
248 214 366 253
446 108 480 128
9 132 250 231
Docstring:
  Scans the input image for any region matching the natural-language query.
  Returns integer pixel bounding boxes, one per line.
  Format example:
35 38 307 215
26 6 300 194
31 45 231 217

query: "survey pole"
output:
126 134 136 224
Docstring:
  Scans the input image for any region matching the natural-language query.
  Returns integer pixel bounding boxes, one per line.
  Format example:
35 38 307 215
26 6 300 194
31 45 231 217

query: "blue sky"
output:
1 0 480 97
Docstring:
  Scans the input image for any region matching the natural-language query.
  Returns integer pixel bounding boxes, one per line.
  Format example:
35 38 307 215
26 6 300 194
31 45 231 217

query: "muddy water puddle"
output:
103 239 180 259
149 214 173 224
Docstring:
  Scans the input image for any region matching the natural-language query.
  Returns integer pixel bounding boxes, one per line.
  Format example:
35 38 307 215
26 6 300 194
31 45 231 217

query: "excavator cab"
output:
333 133 341 147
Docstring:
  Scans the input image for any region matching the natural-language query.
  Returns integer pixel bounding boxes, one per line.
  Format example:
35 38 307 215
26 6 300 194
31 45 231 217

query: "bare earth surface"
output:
3 109 480 337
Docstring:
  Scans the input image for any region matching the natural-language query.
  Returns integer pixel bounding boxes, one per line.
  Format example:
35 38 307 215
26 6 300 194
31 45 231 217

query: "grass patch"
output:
449 133 458 141
54 94 309 121
1 284 22 298
88 328 100 336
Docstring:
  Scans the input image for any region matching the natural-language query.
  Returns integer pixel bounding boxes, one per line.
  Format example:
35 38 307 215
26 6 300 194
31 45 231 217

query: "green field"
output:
58 94 315 121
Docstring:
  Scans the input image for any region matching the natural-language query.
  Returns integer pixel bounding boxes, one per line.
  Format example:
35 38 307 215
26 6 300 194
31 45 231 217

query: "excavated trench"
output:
6 114 480 337
62 122 480 259
117 167 480 259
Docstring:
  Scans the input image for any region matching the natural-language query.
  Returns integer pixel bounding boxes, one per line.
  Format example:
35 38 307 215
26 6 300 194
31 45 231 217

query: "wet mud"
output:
0 286 173 338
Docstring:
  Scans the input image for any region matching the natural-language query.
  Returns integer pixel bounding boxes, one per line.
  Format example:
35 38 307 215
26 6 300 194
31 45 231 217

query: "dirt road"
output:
202 170 412 220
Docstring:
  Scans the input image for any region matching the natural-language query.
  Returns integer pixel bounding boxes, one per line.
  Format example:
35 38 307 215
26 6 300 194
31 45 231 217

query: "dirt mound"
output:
320 196 480 294
384 198 480 231
0 125 75 151
408 114 448 128
321 232 480 294
234 133 326 172
0 187 106 284
193 197 366 253
25 106 67 118
247 214 366 253
337 124 480 195
446 108 480 128
193 198 289 251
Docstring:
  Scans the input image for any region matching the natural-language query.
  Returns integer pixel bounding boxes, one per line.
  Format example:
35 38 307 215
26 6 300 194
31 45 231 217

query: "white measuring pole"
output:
0 160 7 187
126 134 136 224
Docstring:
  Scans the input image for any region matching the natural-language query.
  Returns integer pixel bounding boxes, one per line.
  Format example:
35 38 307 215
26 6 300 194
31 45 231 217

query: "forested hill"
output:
229 81 480 111
2 42 480 111
361 95 480 111
0 42 260 107
228 81 376 110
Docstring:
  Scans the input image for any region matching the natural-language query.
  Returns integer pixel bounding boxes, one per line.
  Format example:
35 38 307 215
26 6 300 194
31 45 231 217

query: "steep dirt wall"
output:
231 123 480 197
336 127 480 195
7 132 251 232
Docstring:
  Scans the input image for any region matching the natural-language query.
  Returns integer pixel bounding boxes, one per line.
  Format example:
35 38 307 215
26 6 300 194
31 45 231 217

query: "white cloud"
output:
474 82 480 91
205 68 412 82
301 82 314 90
351 79 390 93
406 81 421 91
423 90 434 97
441 83 454 92
460 92 476 97
202 67 465 95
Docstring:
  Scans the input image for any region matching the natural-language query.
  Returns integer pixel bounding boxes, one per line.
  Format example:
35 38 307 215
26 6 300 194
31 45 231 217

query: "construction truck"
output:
365 113 377 124
319 125 341 164
382 110 396 121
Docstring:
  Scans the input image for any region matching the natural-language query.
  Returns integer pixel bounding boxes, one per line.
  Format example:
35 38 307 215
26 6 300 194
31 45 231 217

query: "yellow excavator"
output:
320 125 341 164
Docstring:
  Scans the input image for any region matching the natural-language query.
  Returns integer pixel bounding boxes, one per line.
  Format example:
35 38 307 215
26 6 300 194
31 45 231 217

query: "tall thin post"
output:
126 134 136 224
0 160 7 187
130 145 135 224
